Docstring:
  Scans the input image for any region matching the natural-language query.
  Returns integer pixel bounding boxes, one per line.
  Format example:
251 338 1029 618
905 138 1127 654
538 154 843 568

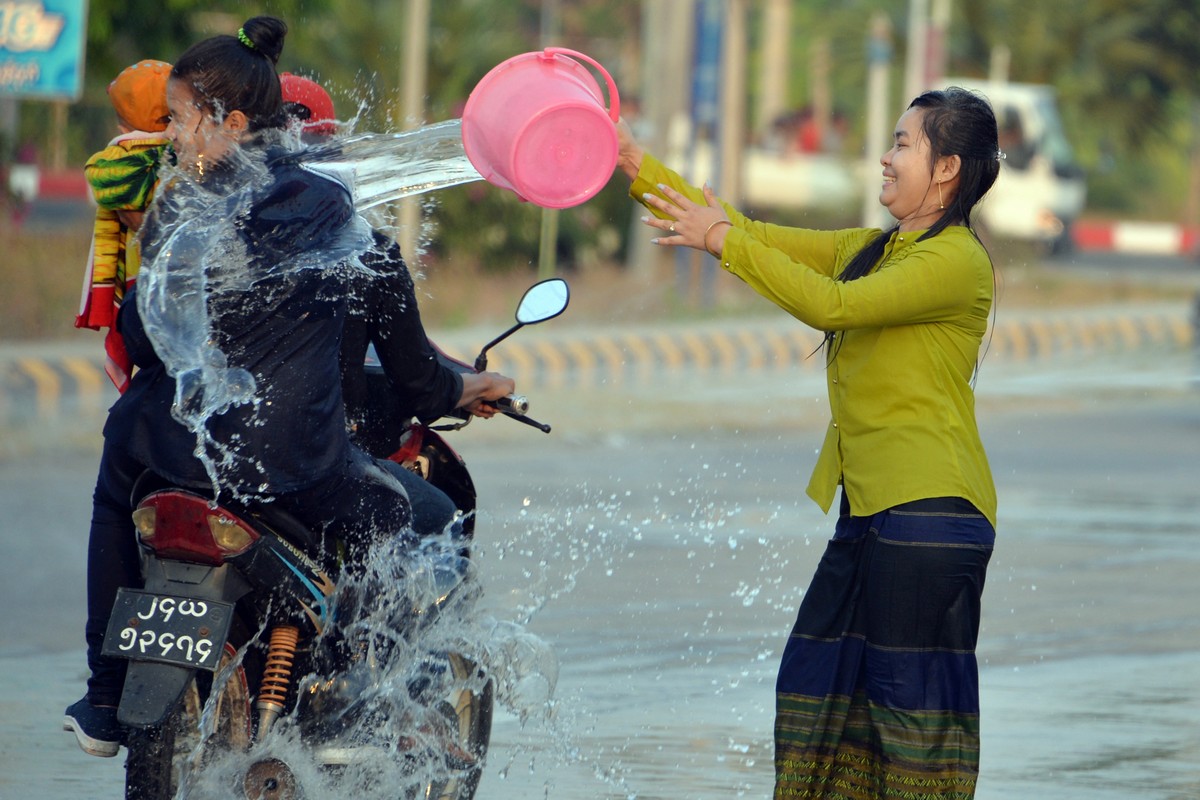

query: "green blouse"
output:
631 153 997 527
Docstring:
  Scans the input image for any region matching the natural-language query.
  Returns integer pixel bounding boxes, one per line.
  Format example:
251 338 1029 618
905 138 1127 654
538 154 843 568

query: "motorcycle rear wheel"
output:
123 649 492 800
123 647 253 800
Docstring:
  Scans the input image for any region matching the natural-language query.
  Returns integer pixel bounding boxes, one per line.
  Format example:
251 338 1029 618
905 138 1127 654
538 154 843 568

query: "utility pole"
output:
988 44 1011 85
51 101 67 170
629 0 692 281
398 0 431 262
811 37 832 148
718 0 746 208
903 0 929 103
757 0 790 137
862 13 892 229
929 0 951 87
537 0 563 280
1187 102 1200 236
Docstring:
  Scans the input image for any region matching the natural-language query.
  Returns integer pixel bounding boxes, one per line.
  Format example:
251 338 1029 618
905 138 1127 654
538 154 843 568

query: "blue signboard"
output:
0 0 88 99
691 0 721 129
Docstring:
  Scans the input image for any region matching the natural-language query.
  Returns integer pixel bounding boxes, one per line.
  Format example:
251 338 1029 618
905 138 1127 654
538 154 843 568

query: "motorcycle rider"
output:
64 20 514 758
279 71 516 531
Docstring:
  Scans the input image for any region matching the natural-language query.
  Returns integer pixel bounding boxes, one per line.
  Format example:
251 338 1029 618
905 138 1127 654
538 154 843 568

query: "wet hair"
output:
837 87 1000 284
171 16 288 132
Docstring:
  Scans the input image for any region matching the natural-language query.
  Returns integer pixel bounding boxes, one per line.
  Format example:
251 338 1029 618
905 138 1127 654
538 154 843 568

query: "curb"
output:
2 305 1193 422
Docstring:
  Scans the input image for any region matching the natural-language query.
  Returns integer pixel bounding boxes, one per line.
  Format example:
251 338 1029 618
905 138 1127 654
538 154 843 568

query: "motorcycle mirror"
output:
475 279 571 372
515 278 570 326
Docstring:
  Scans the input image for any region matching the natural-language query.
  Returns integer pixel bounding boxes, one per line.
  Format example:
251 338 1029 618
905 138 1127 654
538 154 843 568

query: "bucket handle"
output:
538 47 621 125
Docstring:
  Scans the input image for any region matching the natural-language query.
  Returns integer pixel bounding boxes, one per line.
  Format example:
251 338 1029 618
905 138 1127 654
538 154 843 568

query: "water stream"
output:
302 119 483 211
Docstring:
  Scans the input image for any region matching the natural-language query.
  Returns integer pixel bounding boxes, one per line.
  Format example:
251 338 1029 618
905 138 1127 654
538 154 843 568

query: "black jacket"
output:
106 151 358 495
339 232 464 457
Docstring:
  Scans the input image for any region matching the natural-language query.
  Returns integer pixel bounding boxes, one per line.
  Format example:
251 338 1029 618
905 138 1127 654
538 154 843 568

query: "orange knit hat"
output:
107 60 172 133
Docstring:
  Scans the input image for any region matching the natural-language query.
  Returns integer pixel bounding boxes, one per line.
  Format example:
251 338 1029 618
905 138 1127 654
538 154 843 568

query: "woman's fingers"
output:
641 181 725 248
656 183 700 216
702 182 724 211
640 214 681 238
640 191 680 219
639 191 683 238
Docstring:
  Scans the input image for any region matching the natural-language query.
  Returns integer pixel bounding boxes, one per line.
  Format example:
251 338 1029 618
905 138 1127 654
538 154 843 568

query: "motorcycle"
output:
103 278 569 800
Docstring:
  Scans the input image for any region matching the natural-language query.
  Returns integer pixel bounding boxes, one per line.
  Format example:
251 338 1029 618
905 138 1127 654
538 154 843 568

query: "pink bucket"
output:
462 47 620 210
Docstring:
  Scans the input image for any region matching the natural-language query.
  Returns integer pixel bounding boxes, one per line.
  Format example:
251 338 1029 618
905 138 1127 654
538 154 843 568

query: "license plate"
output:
101 589 234 671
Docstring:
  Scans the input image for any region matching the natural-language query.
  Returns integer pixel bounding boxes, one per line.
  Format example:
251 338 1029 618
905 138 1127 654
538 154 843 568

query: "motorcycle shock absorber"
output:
257 624 300 737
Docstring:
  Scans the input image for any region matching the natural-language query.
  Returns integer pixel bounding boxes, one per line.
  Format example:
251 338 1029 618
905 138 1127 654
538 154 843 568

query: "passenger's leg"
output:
84 442 144 704
66 441 145 756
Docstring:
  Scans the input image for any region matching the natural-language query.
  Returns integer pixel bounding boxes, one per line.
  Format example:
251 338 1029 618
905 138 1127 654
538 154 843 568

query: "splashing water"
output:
164 468 776 800
136 152 268 433
136 121 481 498
174 530 560 800
302 119 483 211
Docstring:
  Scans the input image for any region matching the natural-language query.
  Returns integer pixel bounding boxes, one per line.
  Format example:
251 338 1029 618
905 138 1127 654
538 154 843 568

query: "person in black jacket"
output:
64 17 512 758
279 73 516 530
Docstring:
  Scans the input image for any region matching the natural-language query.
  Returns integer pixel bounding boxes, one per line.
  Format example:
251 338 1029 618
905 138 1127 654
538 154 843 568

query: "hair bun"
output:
240 16 287 65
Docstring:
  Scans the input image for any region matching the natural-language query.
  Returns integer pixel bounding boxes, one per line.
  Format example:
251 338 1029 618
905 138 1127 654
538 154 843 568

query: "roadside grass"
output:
1 223 93 340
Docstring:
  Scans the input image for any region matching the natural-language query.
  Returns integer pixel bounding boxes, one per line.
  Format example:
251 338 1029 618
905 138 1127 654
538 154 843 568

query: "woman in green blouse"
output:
616 88 1001 799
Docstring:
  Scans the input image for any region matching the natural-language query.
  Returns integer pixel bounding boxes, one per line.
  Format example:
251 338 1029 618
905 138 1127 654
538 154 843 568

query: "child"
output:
280 71 338 142
75 59 172 393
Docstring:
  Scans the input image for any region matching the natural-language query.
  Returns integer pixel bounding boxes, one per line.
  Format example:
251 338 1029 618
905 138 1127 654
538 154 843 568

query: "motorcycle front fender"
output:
118 661 196 728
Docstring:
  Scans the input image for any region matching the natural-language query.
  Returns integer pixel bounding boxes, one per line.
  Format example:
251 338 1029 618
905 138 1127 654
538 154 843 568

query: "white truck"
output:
944 79 1086 253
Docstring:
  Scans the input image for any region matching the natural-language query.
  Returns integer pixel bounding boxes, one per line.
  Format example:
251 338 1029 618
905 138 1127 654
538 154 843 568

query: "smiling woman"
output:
610 87 1004 800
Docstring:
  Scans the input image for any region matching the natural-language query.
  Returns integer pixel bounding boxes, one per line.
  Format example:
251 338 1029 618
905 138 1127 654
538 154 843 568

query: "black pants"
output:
83 439 456 705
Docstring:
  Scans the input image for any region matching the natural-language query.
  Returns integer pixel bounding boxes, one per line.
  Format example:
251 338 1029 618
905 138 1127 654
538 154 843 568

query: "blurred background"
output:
3 6 1199 797
2 0 1199 338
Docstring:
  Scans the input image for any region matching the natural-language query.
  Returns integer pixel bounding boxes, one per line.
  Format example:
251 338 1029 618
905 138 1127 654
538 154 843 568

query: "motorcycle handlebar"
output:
482 394 551 434
492 394 529 415
503 412 552 434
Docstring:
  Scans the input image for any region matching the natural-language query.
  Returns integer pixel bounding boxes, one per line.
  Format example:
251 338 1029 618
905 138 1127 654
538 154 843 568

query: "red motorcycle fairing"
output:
134 489 337 630
112 489 338 729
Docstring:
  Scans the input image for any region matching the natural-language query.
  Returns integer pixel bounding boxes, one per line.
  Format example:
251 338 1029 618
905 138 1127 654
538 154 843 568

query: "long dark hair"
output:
837 87 1000 284
171 16 288 132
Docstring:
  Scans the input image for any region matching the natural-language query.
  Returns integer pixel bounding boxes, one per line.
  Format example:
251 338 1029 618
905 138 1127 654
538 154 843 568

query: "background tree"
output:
957 0 1200 217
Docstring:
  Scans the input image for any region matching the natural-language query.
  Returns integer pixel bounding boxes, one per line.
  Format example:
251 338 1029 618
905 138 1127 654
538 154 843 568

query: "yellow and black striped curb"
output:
437 306 1195 389
2 307 1193 419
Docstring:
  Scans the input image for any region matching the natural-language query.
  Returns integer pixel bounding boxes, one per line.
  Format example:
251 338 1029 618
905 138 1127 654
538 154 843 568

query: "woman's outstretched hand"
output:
615 118 733 258
640 183 732 257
